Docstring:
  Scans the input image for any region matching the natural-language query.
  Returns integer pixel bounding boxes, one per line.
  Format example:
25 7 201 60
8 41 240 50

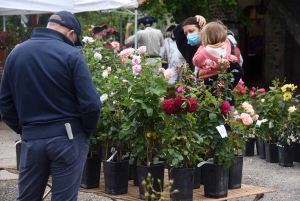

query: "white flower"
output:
101 66 105 69
94 52 102 60
164 69 173 81
261 99 265 102
114 76 118 79
288 106 297 113
100 94 108 103
102 71 108 78
82 36 95 44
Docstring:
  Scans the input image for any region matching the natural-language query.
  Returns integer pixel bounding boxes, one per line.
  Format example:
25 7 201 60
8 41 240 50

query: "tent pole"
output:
119 14 123 48
134 8 138 49
3 16 6 31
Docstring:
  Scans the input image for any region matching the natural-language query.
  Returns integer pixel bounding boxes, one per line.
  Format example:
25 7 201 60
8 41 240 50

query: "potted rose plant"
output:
81 36 132 193
159 64 205 200
114 46 171 199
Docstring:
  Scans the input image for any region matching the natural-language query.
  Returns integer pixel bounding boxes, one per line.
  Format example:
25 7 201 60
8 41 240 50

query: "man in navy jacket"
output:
0 11 101 200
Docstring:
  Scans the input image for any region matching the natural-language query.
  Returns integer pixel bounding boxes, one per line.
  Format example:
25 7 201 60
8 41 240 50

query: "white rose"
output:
288 106 297 113
82 36 95 44
261 99 265 103
100 94 108 103
102 71 108 78
94 52 102 60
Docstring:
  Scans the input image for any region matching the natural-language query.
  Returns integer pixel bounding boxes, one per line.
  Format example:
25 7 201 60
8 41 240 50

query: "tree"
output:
139 0 249 29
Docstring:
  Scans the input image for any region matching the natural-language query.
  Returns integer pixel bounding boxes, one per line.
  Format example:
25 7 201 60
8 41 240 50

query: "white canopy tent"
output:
0 0 139 47
0 0 138 16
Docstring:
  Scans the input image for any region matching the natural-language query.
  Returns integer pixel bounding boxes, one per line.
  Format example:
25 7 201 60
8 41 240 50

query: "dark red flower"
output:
106 42 112 49
162 99 177 114
185 97 198 113
232 132 237 137
221 101 230 115
174 96 185 111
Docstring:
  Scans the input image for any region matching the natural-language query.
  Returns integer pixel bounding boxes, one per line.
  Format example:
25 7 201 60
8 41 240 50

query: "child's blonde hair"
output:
200 22 227 46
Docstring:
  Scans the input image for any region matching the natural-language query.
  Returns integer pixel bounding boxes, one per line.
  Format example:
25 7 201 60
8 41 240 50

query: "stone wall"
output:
264 13 286 84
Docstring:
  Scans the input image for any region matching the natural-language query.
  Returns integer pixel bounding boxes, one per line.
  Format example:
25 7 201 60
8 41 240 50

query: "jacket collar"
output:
30 27 75 47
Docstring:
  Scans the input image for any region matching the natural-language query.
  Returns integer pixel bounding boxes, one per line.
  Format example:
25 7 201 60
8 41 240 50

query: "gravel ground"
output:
1 156 300 201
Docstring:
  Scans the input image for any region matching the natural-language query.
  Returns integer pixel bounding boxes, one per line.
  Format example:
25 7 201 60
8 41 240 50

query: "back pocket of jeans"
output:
48 137 78 165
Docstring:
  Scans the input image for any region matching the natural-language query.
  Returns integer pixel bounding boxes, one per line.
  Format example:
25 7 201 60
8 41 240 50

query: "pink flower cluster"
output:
202 59 216 70
249 87 265 98
233 79 246 95
119 48 135 58
234 102 259 126
162 96 198 114
217 58 230 69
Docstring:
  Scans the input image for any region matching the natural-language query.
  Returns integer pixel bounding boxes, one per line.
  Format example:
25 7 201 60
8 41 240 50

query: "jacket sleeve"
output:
160 39 167 58
192 46 206 68
0 65 22 134
71 52 101 136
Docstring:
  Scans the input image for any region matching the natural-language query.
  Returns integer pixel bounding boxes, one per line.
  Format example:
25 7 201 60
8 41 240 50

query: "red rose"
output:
174 96 185 111
106 42 112 49
162 99 177 114
221 101 230 115
185 97 198 113
232 132 237 137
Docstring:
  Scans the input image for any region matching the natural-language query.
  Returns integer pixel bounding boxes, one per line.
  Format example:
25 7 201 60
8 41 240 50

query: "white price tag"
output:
216 125 227 138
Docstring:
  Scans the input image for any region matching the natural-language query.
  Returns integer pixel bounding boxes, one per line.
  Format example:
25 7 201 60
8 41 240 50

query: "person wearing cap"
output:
125 16 164 68
160 25 186 85
0 11 101 200
92 24 108 40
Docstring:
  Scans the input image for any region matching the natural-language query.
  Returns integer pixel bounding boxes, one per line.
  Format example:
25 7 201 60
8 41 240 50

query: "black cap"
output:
138 16 157 26
48 11 83 46
92 24 107 34
166 25 176 32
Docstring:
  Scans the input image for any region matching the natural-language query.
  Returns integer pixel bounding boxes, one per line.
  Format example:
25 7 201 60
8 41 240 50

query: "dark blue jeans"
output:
17 133 90 201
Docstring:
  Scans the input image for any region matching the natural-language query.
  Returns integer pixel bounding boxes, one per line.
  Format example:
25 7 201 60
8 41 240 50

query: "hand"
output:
126 23 133 30
195 15 206 28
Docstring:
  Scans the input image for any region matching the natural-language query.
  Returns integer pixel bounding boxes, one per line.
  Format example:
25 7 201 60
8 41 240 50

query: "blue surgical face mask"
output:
187 33 200 46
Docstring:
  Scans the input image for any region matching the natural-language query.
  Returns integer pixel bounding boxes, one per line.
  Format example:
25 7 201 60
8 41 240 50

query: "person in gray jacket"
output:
160 25 186 85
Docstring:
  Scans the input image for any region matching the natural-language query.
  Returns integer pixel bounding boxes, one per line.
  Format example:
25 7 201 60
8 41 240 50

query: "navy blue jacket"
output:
0 28 101 140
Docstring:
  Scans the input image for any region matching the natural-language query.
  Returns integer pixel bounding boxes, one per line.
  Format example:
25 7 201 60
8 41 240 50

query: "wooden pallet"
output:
79 169 275 201
2 165 275 201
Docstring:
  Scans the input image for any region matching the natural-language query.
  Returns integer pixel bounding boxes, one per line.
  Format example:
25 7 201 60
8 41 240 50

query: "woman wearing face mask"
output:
92 24 107 40
173 15 206 73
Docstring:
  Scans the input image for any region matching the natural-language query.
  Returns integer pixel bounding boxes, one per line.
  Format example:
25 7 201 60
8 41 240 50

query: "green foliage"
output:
139 0 250 30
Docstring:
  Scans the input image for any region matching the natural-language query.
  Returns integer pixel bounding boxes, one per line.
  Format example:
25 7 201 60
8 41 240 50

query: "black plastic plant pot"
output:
136 164 165 200
255 137 260 156
203 163 229 199
193 165 201 189
292 142 300 162
169 167 195 201
243 137 255 156
278 146 294 167
258 140 265 159
103 160 129 195
228 155 243 189
80 155 101 189
265 142 278 163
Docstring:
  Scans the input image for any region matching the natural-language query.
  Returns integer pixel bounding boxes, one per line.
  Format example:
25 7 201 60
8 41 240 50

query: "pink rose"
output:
242 116 253 126
119 48 135 58
111 42 120 50
132 65 142 75
132 55 141 65
122 80 128 84
158 68 165 73
107 67 112 72
177 86 184 93
221 101 230 115
138 46 146 55
257 88 265 93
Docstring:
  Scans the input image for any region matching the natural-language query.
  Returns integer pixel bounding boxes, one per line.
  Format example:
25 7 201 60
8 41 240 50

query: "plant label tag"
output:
65 123 74 140
216 125 227 138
